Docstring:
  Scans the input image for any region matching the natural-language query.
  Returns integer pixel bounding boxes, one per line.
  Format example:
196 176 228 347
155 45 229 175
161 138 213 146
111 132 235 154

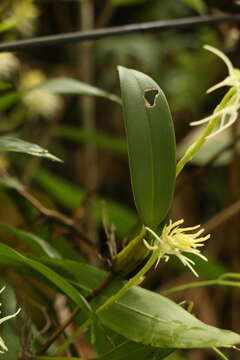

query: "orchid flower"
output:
190 45 240 138
144 219 210 277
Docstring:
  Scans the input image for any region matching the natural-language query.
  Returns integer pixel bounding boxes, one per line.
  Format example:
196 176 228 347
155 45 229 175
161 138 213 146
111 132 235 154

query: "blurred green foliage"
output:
0 0 239 359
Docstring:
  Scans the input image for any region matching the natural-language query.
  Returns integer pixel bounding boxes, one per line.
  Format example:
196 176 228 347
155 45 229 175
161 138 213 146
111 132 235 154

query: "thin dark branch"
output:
1 14 240 52
17 187 97 255
204 199 240 233
36 272 113 355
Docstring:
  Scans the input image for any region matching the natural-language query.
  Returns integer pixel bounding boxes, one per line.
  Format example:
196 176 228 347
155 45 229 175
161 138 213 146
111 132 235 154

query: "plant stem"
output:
54 249 160 355
176 88 236 177
162 277 240 296
37 273 113 355
212 346 229 360
112 226 149 275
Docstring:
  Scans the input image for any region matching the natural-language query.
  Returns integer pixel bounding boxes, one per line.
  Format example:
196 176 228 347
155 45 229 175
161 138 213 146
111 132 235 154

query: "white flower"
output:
0 52 19 79
21 70 63 118
190 45 240 138
0 287 21 353
144 219 210 277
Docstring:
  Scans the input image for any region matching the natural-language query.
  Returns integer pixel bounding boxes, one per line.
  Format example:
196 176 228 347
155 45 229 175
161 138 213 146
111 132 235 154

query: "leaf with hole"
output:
118 66 176 229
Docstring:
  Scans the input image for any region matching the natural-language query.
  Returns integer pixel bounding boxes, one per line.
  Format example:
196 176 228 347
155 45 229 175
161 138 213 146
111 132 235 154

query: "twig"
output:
204 199 240 232
0 15 240 52
36 272 113 355
16 186 95 252
95 0 114 29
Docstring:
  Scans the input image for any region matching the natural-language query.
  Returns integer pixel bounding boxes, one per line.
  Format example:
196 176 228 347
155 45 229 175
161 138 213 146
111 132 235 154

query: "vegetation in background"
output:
0 1 240 360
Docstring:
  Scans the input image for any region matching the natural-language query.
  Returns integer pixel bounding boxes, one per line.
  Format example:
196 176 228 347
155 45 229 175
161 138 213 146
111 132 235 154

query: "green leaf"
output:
36 77 121 104
118 66 176 228
0 92 20 112
56 126 127 158
37 258 240 349
0 243 91 315
181 0 207 14
34 168 138 237
0 82 11 91
36 258 106 294
96 340 172 360
35 347 172 360
0 222 61 259
0 136 62 162
98 284 240 349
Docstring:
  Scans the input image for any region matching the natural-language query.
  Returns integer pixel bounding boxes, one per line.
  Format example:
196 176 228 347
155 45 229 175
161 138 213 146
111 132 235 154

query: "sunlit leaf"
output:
38 258 240 349
97 283 240 348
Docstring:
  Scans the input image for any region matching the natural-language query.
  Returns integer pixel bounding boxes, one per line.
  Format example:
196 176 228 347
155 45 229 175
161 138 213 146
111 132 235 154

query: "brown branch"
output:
36 272 113 355
204 199 240 232
96 0 114 29
16 186 96 254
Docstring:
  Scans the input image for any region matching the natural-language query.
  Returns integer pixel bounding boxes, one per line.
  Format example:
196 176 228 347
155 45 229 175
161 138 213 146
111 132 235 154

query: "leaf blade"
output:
0 222 61 259
118 67 176 228
36 258 240 349
36 77 121 104
0 243 91 315
0 136 62 162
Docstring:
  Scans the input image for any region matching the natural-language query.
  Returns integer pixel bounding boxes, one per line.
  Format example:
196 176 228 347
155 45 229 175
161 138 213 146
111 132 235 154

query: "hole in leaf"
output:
144 88 160 108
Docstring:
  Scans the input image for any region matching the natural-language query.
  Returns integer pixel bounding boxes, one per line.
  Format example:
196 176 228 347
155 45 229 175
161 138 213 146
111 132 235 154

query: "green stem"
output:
54 250 160 355
162 278 240 296
176 87 236 177
212 346 229 360
219 272 240 280
97 250 158 313
112 226 148 275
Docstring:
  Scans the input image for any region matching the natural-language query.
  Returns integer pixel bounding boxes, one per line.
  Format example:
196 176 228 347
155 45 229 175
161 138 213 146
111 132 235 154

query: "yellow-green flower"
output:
190 45 240 138
144 219 210 277
0 287 20 353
